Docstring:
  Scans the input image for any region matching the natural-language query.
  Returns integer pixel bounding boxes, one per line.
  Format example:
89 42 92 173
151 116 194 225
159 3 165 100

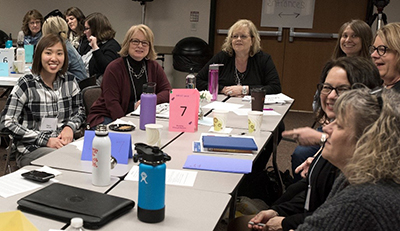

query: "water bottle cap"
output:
95 124 109 136
143 82 156 94
70 217 83 228
133 143 171 166
209 64 224 70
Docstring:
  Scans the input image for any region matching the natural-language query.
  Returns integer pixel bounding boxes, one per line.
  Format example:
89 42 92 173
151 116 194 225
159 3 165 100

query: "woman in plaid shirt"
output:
1 34 85 167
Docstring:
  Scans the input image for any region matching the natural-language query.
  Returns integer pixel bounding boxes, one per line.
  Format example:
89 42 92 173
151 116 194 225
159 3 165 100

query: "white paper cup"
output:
213 110 229 131
145 124 163 147
13 61 24 74
248 111 263 134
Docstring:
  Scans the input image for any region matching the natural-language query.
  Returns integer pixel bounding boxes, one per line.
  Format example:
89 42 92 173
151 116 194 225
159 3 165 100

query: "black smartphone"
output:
21 170 55 183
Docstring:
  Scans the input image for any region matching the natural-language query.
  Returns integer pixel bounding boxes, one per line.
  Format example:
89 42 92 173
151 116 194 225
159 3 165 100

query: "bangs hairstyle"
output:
22 9 44 35
221 19 261 57
31 34 68 75
332 19 372 59
119 24 157 60
64 7 86 36
84 12 116 41
345 89 400 185
42 16 68 41
375 22 400 75
315 56 382 123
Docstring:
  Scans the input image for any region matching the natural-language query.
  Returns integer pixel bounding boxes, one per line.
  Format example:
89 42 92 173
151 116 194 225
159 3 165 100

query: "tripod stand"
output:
133 0 153 24
368 0 389 30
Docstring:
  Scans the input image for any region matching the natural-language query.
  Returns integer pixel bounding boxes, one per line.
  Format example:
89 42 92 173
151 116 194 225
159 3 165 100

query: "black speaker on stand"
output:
133 0 154 24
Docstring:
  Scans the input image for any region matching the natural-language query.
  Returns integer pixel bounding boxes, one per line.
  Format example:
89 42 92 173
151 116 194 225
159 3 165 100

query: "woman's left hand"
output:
265 216 284 231
222 86 243 97
58 126 74 145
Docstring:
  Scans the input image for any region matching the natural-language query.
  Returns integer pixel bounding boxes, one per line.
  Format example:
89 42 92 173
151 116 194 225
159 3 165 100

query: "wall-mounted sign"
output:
261 0 316 29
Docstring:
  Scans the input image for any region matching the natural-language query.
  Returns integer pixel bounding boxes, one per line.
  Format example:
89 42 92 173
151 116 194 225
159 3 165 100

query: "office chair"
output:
1 130 15 175
81 86 102 129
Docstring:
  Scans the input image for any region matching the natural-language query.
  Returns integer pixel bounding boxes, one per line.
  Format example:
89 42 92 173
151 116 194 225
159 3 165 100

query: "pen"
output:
263 108 273 111
248 221 266 227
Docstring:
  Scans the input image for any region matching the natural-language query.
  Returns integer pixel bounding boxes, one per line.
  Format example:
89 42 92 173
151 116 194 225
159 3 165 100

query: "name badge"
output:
40 117 57 131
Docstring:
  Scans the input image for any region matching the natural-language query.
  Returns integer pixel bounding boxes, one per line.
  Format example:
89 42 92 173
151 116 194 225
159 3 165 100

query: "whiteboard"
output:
260 0 316 29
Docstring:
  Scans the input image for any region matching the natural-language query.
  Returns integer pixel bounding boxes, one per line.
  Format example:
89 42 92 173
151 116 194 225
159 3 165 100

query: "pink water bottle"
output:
208 64 223 101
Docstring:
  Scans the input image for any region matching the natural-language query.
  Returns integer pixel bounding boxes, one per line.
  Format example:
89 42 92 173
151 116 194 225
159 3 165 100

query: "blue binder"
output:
202 135 258 151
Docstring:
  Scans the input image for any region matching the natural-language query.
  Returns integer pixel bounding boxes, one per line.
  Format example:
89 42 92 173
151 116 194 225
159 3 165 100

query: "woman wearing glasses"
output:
230 57 381 231
370 22 400 92
82 12 121 84
196 19 281 97
87 24 171 128
20 9 43 46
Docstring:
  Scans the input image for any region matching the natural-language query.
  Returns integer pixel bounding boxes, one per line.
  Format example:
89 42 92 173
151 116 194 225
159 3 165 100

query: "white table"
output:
105 180 231 231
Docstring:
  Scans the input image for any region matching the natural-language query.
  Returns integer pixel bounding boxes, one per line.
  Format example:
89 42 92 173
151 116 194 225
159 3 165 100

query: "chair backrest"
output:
79 75 97 90
81 86 101 117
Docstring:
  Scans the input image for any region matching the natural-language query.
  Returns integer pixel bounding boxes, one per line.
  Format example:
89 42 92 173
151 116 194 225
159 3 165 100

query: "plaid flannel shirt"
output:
1 73 86 155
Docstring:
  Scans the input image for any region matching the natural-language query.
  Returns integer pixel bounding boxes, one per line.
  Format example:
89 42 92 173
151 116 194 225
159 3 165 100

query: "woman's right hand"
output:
46 137 65 149
248 210 279 230
282 127 324 146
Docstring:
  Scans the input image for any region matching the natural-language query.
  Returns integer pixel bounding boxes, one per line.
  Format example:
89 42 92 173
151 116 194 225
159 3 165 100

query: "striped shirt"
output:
1 73 86 155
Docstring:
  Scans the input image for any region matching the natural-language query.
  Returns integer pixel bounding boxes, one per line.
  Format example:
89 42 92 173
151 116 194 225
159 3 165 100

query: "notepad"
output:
183 154 252 174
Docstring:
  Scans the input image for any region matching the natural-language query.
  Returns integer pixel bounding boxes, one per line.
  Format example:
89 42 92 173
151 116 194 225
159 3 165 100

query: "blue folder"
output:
202 135 258 151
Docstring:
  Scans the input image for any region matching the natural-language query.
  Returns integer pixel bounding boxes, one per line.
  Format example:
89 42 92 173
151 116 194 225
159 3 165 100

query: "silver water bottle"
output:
92 124 111 186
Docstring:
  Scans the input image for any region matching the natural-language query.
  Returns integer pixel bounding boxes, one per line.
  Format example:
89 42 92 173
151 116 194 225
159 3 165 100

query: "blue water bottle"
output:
133 143 171 223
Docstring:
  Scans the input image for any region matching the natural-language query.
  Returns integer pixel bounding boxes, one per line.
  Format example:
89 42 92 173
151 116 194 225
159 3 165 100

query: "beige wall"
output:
0 0 211 88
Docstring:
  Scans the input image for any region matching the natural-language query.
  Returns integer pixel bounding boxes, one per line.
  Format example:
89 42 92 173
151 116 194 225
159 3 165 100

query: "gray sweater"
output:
296 174 400 231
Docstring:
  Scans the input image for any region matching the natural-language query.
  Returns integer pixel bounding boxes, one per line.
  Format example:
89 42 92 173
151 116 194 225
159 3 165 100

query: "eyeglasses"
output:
231 34 251 40
29 20 41 26
84 27 90 31
369 45 390 56
130 39 149 47
317 83 351 96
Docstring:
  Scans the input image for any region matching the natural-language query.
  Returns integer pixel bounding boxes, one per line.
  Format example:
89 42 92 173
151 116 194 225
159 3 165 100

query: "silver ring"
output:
228 91 232 95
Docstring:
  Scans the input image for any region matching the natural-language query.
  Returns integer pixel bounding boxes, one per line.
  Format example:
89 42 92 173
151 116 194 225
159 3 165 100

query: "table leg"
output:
272 128 284 196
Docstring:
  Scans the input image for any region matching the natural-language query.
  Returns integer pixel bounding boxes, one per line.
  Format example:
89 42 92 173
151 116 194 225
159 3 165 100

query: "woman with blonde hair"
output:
87 24 171 128
42 16 87 81
293 88 400 230
196 19 281 97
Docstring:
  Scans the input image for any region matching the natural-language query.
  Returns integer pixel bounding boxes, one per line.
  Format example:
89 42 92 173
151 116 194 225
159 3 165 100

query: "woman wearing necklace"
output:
370 22 400 92
87 24 171 128
196 19 281 97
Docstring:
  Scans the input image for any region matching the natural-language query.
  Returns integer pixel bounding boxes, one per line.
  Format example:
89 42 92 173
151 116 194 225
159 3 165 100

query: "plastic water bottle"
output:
208 64 223 101
140 82 157 130
65 217 85 231
186 67 196 89
133 143 171 223
92 124 111 186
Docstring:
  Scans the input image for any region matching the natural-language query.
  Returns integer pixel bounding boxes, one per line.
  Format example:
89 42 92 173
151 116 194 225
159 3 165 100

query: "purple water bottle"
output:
208 64 223 101
140 82 157 130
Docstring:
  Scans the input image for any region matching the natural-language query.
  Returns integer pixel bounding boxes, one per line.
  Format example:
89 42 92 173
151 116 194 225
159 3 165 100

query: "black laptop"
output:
17 183 135 229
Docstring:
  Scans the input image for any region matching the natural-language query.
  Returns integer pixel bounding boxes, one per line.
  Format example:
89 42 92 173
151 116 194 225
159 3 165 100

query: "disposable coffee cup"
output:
145 123 163 147
213 110 229 131
248 111 263 134
13 61 24 74
251 88 266 112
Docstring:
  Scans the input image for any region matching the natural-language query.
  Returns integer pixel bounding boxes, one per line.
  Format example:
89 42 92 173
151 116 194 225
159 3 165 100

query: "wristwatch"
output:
320 133 327 146
242 86 248 95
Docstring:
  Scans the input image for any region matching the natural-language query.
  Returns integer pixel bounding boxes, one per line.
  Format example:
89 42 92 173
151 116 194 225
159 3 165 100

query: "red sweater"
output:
87 57 171 128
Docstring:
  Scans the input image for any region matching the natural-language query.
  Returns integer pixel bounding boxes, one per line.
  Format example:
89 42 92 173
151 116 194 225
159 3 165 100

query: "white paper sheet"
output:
202 101 243 111
233 108 281 116
0 167 60 198
125 166 197 187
